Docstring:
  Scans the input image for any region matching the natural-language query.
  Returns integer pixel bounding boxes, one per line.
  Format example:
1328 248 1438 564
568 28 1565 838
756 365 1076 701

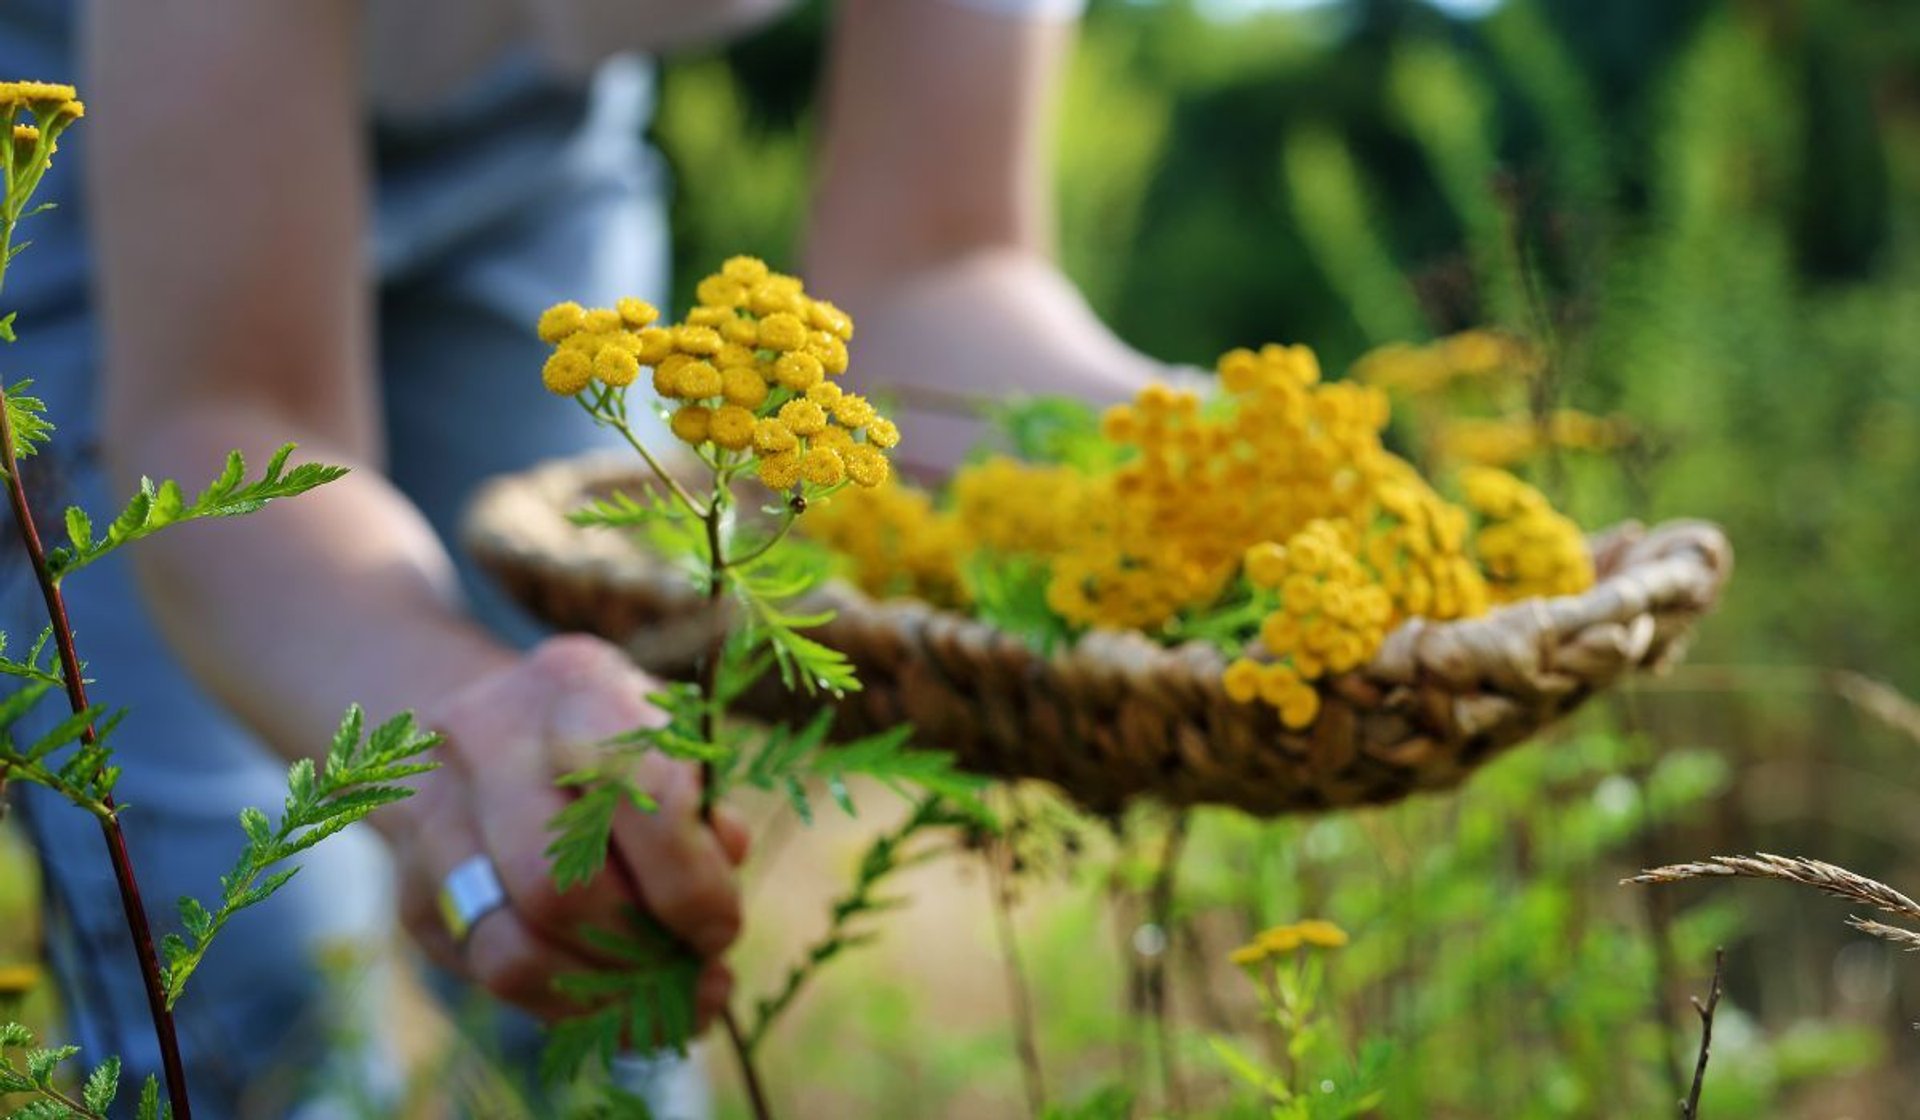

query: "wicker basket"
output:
463 455 1733 817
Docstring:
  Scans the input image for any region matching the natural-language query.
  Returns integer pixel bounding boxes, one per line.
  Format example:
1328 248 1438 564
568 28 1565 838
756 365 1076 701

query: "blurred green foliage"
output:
659 0 1920 1114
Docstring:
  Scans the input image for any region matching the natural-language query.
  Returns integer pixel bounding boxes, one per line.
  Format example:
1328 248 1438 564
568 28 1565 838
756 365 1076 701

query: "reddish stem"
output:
0 393 194 1118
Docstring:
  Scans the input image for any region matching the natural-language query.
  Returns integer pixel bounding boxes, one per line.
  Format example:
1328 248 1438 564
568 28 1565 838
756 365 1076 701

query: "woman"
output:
2 0 1163 1113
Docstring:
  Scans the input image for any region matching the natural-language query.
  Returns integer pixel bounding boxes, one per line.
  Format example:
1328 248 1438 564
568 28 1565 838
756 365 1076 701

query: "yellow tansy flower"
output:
541 350 593 395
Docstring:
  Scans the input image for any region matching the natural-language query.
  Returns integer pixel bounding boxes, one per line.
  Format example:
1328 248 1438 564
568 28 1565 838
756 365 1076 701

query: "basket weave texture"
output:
464 455 1733 817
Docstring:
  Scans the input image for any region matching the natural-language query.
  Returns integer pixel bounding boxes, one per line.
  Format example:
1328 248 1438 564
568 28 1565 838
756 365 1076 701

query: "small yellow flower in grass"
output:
802 447 847 487
778 399 828 438
866 417 900 449
541 349 593 395
774 351 824 391
635 326 674 364
674 325 722 357
844 445 890 488
616 297 658 328
758 312 808 352
831 394 875 429
670 405 712 445
1229 919 1348 968
753 417 798 456
709 405 756 452
679 360 723 400
722 255 770 285
721 366 769 410
758 450 803 490
536 301 587 343
593 346 640 388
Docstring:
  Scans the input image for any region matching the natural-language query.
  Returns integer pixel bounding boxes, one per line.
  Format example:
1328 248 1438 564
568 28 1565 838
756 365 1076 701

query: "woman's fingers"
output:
607 754 743 958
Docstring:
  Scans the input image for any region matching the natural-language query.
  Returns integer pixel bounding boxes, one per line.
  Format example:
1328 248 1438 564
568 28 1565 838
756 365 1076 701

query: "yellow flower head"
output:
1229 919 1349 969
678 360 724 400
593 346 640 388
709 405 757 452
635 326 675 364
721 366 770 410
669 404 712 446
802 447 847 487
541 350 593 395
808 299 854 342
753 417 799 456
830 394 875 430
582 308 621 334
774 351 824 392
616 297 659 329
536 301 587 344
720 316 760 346
844 444 890 489
758 450 803 491
721 255 771 285
778 399 828 438
865 417 901 449
808 333 851 375
674 325 722 357
758 312 808 352
695 274 748 310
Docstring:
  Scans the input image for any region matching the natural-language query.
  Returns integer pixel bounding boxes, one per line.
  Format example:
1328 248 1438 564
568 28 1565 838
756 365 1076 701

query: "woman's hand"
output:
838 249 1172 476
391 635 748 1028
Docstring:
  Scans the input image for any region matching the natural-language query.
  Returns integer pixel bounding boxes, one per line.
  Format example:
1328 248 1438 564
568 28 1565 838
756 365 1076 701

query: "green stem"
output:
747 797 947 1049
726 511 798 572
588 402 708 520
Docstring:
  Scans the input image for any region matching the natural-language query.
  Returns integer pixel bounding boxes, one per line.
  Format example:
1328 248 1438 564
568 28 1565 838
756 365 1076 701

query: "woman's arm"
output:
806 0 1165 473
83 0 741 1022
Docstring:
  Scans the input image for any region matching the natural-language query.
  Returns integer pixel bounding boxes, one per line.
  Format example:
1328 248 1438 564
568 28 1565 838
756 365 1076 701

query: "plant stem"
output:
1680 948 1725 1119
592 405 708 520
1147 813 1190 1117
985 829 1046 1118
693 482 774 1120
747 797 943 1049
0 388 194 1119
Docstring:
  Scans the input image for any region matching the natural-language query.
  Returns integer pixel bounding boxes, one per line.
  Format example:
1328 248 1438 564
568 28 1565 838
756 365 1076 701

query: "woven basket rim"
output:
463 453 1732 692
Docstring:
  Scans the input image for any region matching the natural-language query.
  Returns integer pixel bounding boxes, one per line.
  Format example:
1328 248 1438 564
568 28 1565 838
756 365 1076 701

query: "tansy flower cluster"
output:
1350 329 1541 396
1435 409 1631 469
535 257 896 495
802 337 1596 733
1227 919 1349 968
802 480 971 609
1461 467 1593 602
1 81 83 200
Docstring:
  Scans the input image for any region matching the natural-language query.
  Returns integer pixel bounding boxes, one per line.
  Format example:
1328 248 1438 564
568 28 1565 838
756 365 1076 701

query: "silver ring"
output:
437 854 509 945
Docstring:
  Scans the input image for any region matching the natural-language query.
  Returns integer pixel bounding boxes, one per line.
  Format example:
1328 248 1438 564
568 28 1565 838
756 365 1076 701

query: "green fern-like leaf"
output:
46 444 349 582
